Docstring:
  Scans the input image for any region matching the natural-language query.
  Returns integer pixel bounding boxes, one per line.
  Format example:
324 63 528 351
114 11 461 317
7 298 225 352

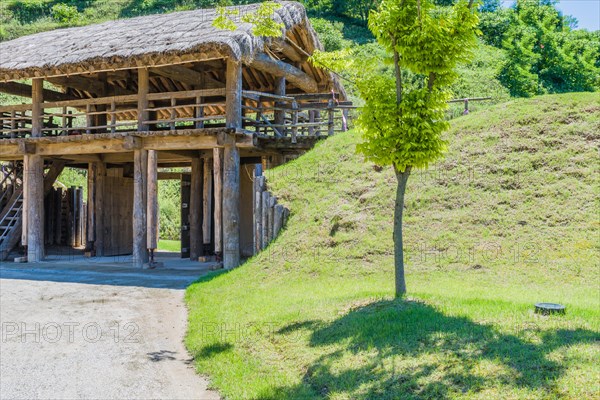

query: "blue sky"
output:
502 1 600 31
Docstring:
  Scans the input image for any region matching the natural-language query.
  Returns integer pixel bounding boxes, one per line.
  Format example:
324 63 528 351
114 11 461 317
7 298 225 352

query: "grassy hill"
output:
185 93 599 399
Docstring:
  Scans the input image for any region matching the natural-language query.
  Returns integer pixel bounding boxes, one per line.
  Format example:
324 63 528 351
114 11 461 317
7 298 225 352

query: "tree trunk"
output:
393 165 412 297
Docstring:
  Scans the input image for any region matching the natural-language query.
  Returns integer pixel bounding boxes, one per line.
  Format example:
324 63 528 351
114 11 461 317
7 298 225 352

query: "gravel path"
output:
0 261 219 400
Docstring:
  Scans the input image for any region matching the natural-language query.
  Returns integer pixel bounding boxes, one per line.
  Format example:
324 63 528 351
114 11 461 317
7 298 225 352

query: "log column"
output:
24 155 44 261
190 156 203 260
213 148 223 257
95 162 106 256
223 59 242 269
147 150 159 253
31 78 43 137
202 157 213 249
133 149 148 267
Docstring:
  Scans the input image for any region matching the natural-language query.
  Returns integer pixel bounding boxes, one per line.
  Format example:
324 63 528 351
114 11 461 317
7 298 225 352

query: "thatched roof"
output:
0 1 330 86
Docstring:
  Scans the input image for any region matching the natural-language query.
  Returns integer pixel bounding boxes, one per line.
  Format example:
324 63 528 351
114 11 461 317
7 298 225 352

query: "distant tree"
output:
479 0 500 13
357 0 479 296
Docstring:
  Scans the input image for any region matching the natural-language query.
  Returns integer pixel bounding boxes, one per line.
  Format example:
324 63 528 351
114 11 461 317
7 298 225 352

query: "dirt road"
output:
0 260 219 400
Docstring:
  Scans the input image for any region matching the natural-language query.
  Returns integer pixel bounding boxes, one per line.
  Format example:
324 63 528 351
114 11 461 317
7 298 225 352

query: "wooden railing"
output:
241 91 353 142
0 89 352 139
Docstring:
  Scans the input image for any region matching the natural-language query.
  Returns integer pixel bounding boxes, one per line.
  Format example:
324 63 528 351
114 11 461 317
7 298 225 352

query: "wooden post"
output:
274 76 286 134
308 110 315 136
137 68 150 131
170 98 176 131
96 72 108 133
10 110 16 138
261 191 270 249
273 204 284 239
190 156 203 260
328 99 335 136
202 157 213 246
95 162 106 256
31 78 43 137
195 96 205 129
213 148 223 256
54 188 62 245
315 110 322 136
268 195 276 244
110 100 116 133
223 140 240 269
133 149 148 267
253 167 263 254
226 59 242 129
291 100 298 144
87 163 96 247
21 156 29 247
86 104 93 134
147 150 159 251
24 154 44 261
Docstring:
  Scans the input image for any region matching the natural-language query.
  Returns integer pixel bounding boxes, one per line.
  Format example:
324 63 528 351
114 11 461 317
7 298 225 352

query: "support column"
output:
147 150 159 253
223 141 240 269
223 59 242 269
133 149 148 267
190 156 203 260
87 163 96 250
24 155 44 262
202 157 213 248
213 148 223 257
95 162 106 256
31 78 43 137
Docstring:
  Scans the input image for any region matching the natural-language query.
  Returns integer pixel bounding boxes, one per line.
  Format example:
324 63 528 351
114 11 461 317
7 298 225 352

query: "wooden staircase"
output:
0 160 65 261
0 189 23 261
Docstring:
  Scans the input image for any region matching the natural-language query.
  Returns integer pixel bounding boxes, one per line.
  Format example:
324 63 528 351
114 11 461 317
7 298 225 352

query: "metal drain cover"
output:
535 303 566 315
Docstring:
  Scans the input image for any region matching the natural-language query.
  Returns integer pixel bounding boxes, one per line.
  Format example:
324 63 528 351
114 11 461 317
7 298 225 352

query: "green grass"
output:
185 93 599 399
158 239 180 252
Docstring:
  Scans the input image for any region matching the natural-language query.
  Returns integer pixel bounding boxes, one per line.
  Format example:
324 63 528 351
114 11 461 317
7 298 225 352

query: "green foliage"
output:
358 0 480 172
241 1 283 37
310 18 347 51
213 1 284 37
7 0 52 24
492 0 600 96
451 41 510 101
51 3 79 24
158 179 181 240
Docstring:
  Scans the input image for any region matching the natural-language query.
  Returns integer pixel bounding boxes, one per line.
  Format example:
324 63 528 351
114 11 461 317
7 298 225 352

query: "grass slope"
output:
185 93 599 400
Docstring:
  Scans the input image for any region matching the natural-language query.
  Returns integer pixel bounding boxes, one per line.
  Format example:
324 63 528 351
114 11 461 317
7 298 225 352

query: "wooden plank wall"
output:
102 176 134 256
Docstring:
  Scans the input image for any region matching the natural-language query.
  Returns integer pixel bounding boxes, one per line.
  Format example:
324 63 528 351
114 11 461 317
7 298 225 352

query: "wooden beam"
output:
48 76 134 97
150 65 224 89
213 147 223 256
43 160 66 193
249 53 318 93
25 154 44 261
147 150 158 251
31 78 43 137
133 149 148 267
226 60 243 129
190 156 203 260
0 81 73 102
272 39 306 63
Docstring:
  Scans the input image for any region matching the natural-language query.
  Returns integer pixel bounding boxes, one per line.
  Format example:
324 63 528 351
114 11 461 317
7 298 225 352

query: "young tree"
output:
357 0 479 296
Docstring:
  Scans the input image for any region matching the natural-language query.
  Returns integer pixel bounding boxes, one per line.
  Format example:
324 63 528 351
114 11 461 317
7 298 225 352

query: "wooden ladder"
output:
0 189 23 261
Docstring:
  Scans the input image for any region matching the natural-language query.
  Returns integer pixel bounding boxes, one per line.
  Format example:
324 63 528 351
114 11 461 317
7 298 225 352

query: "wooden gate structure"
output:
0 2 351 268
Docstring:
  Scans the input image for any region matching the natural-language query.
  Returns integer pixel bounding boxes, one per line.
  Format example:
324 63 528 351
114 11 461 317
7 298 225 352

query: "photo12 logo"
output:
1 321 141 344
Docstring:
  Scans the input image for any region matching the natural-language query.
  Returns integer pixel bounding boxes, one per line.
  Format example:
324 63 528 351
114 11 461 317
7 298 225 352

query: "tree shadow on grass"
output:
260 300 598 399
